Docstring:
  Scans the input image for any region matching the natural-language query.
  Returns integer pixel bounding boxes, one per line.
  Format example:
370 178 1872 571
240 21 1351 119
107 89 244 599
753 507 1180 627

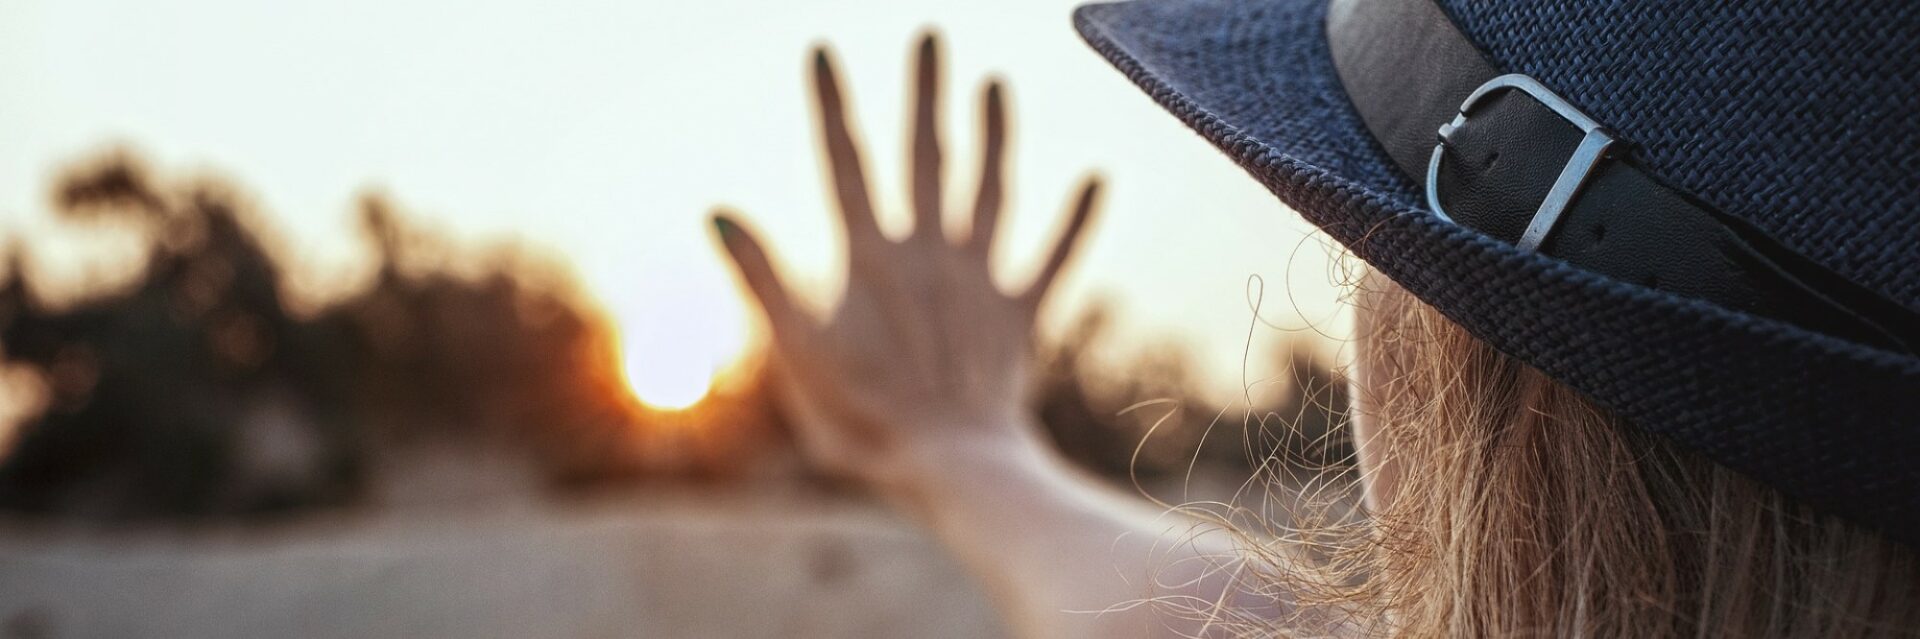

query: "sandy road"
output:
0 488 1007 639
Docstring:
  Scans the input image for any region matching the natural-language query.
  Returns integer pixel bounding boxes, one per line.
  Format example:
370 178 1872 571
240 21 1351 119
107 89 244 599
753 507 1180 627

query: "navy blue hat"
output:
1075 0 1920 542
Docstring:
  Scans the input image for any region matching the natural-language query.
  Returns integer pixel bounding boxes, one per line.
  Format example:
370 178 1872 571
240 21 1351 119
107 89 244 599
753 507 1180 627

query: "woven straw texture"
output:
1073 0 1920 544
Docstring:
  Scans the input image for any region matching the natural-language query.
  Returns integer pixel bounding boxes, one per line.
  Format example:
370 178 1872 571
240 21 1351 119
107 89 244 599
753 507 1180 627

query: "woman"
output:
712 0 1920 635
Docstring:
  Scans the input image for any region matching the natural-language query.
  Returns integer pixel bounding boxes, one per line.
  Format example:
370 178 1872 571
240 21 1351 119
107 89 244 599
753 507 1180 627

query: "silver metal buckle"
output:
1425 74 1617 252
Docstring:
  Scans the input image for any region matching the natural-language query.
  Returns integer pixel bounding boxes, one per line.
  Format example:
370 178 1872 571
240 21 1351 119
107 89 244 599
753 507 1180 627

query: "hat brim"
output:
1074 0 1920 541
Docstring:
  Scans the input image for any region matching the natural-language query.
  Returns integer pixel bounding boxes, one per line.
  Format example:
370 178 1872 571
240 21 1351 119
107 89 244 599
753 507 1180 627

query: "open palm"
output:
712 33 1099 494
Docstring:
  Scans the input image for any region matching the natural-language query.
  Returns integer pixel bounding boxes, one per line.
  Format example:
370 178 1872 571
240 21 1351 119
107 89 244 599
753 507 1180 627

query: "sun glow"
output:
621 348 713 410
616 318 741 410
607 270 750 411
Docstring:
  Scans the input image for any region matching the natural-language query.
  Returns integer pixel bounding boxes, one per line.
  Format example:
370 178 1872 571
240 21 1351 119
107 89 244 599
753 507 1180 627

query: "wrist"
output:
878 415 1059 513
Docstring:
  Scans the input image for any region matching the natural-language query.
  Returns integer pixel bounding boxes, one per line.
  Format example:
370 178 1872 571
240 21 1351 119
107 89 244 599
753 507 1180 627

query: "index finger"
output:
812 47 886 251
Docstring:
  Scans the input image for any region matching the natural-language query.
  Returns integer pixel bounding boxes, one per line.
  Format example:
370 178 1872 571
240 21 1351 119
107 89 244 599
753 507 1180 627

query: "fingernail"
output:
712 215 739 240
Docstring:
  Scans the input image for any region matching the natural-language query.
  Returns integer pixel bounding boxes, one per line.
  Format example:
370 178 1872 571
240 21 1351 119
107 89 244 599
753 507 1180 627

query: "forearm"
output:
890 424 1287 639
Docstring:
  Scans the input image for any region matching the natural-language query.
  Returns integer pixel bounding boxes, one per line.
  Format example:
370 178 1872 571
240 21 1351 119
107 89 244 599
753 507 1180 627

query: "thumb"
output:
712 211 808 345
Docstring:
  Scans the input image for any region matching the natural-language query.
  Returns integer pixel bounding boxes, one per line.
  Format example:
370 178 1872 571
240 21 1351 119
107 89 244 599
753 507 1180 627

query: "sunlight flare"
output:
622 348 714 410
609 275 749 411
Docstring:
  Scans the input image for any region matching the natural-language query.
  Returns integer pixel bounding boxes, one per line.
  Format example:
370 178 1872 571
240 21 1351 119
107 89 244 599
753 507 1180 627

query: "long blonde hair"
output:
1221 272 1920 637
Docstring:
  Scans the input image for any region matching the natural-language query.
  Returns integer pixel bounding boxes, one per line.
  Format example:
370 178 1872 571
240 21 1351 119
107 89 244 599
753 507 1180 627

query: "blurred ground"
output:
0 487 1006 639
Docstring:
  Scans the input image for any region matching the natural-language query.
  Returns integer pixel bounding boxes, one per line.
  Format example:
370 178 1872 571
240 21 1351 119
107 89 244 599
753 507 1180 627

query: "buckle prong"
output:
1425 74 1617 252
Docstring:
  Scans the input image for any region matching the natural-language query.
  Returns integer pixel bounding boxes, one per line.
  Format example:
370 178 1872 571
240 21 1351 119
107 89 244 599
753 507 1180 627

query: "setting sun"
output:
616 320 739 409
621 349 714 410
607 269 751 411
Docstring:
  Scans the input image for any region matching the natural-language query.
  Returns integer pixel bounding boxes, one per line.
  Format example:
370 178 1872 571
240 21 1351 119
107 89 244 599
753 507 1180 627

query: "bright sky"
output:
0 0 1351 407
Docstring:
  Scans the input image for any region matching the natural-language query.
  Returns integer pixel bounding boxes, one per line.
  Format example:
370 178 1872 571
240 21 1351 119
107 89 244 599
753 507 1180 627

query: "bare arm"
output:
891 425 1275 638
712 33 1284 638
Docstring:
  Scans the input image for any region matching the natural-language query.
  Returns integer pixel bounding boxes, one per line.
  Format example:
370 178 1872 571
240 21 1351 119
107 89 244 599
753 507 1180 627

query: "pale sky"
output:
0 0 1351 406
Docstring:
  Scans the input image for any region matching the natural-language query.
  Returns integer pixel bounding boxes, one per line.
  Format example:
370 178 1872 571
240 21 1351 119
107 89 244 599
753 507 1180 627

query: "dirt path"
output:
0 489 1006 639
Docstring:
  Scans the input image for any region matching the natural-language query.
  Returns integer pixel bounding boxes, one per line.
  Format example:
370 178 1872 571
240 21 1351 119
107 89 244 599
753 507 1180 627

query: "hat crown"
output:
1436 0 1920 310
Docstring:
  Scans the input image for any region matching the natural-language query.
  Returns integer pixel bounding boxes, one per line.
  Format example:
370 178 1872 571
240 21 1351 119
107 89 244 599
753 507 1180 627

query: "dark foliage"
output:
0 154 667 519
0 155 363 518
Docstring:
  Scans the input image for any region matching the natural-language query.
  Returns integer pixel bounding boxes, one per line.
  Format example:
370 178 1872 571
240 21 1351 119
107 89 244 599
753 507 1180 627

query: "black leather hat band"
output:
1325 0 1919 354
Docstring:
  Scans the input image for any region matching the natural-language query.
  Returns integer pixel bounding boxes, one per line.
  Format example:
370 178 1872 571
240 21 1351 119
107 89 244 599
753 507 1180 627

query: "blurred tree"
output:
0 154 361 518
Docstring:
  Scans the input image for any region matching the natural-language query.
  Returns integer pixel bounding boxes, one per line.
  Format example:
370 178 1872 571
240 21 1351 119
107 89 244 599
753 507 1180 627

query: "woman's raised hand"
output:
712 33 1099 497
